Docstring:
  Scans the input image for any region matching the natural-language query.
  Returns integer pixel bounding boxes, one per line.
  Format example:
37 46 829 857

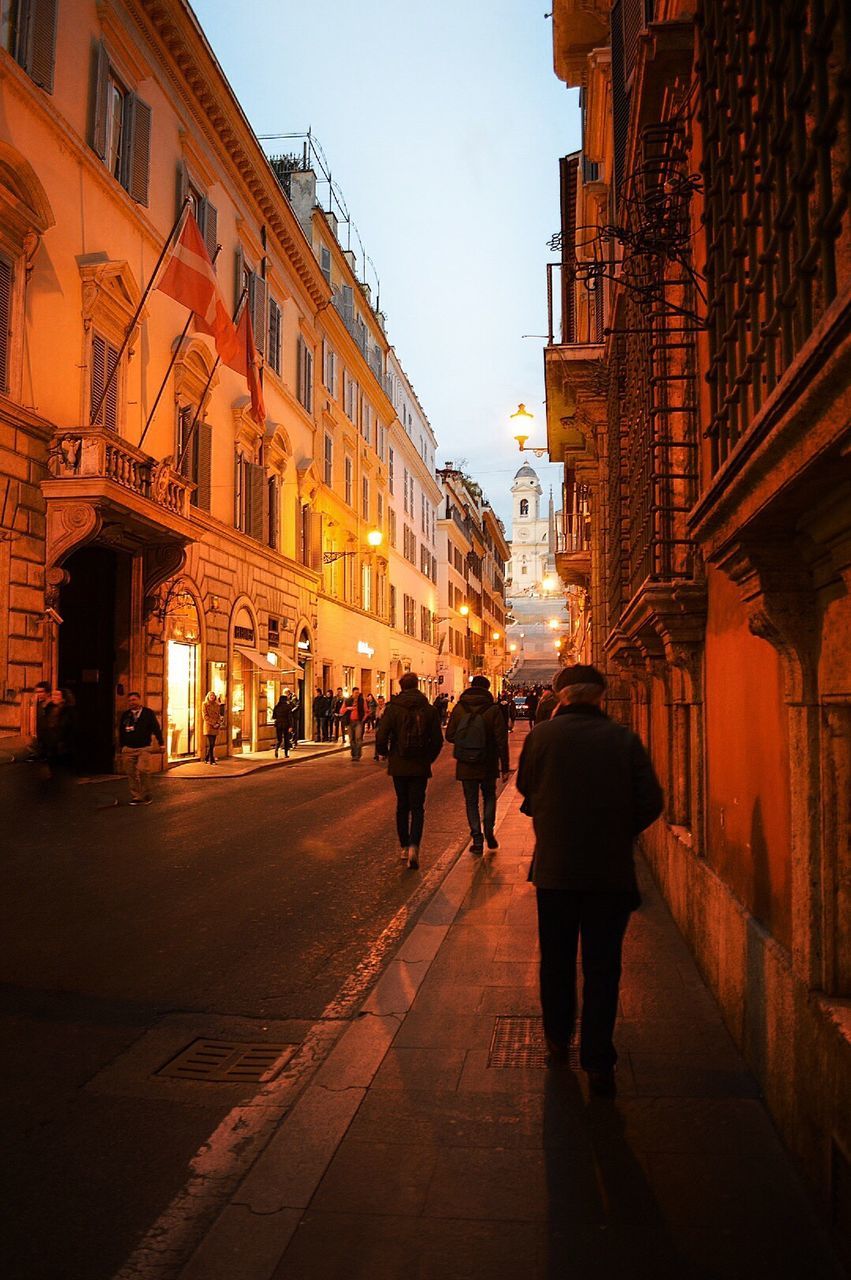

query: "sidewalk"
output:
163 739 348 779
177 783 846 1280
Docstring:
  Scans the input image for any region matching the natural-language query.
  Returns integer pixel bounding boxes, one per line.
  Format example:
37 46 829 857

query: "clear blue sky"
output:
192 0 580 526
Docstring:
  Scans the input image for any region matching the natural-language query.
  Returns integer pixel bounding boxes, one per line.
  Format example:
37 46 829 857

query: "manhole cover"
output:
156 1039 294 1083
488 1016 579 1069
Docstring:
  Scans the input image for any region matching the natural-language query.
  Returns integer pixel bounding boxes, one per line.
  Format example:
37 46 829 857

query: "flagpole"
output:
90 198 191 427
137 243 222 452
175 288 248 476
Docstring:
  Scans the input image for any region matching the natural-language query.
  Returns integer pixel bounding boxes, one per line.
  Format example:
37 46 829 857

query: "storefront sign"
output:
357 641 375 658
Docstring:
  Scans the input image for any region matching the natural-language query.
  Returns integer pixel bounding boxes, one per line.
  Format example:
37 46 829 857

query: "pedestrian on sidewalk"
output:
332 688 346 742
372 694 386 759
272 692 293 758
202 691 222 764
118 692 163 805
345 688 366 760
534 667 571 725
312 687 328 742
39 686 77 782
516 663 664 1095
446 675 509 855
322 690 335 742
375 672 443 869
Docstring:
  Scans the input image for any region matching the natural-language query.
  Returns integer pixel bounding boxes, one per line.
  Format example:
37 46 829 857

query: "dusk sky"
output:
192 0 581 526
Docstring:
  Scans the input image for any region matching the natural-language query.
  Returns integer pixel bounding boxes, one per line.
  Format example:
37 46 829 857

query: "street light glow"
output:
459 604 470 616
548 618 559 629
366 528 383 547
542 575 556 591
492 631 500 640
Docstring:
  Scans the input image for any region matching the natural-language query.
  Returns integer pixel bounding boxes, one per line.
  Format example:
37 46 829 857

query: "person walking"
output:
202 691 222 764
312 687 328 742
445 675 509 855
372 694 387 760
321 690 334 742
375 672 443 869
516 664 664 1096
272 692 293 758
345 687 366 760
118 692 163 805
525 687 539 723
39 686 77 780
332 688 345 742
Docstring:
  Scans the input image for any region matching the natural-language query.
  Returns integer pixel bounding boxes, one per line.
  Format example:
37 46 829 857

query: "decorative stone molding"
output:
296 458 320 504
142 543 187 616
45 500 102 569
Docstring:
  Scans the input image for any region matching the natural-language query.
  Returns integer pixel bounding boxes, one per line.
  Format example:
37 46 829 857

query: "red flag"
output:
233 307 266 426
157 210 240 368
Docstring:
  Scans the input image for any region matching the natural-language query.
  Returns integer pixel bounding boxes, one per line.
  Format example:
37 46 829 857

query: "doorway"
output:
58 545 124 774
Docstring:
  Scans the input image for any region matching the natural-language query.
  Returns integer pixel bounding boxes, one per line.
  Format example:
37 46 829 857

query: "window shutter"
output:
90 333 105 422
195 422 212 510
177 160 189 217
266 475 279 549
104 339 119 429
124 94 151 205
341 284 354 327
90 40 109 159
235 245 245 311
24 0 58 92
252 274 267 357
202 199 218 263
0 257 11 394
248 461 264 541
307 509 324 570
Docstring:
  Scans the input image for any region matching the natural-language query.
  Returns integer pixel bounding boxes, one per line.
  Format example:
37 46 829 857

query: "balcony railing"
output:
547 260 605 347
47 428 191 518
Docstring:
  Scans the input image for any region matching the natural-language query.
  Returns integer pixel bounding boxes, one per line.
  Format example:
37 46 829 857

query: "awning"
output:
235 646 282 674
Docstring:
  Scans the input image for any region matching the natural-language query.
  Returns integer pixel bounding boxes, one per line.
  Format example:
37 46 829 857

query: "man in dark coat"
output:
375 672 443 869
446 675 509 855
312 688 328 741
517 663 663 1095
118 691 163 805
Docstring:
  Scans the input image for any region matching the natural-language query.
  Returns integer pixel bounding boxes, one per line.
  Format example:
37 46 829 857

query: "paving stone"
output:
179 1205 301 1280
476 984 541 1016
393 1007 496 1050
370 1047 467 1094
309 1139 438 1217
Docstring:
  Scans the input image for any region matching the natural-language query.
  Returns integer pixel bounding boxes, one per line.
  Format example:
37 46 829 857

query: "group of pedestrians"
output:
311 688 387 746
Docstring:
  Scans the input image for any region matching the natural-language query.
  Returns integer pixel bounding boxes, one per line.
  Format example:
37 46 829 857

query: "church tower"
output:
511 462 542 525
507 462 548 591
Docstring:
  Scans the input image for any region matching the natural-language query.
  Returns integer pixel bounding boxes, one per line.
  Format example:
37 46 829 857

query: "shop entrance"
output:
231 607 256 753
296 627 312 740
57 545 125 774
165 588 200 760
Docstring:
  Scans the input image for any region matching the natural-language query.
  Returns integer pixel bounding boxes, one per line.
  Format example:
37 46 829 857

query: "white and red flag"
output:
229 307 266 426
156 210 241 369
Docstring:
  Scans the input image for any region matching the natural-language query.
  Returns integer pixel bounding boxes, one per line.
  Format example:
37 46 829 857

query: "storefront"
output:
165 588 201 761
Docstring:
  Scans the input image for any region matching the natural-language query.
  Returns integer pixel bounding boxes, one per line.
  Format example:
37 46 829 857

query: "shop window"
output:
90 41 151 204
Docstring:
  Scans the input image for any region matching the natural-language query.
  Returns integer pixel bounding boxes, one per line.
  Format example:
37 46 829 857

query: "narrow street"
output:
0 739 482 1280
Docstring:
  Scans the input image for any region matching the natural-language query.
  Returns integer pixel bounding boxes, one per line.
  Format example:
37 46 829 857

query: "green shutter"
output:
195 422 212 510
89 40 109 159
124 94 151 205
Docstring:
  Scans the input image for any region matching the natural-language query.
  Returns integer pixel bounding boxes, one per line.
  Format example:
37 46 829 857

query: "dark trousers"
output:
535 889 633 1071
393 776 428 847
203 733 216 764
274 725 289 756
461 777 497 838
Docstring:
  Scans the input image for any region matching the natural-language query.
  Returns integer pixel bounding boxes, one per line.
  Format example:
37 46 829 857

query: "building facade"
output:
0 0 441 763
505 462 555 594
546 0 851 1246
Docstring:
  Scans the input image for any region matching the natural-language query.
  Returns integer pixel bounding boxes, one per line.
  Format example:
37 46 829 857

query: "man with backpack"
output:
375 672 444 869
446 675 509 855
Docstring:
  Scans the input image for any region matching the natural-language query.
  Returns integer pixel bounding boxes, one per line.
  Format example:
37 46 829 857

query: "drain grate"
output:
156 1039 293 1083
488 1016 580 1069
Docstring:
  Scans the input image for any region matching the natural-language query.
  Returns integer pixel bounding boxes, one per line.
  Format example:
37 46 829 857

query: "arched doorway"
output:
164 585 201 760
231 605 257 753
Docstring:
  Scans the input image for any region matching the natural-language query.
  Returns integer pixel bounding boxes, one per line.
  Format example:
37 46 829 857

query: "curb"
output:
161 742 351 780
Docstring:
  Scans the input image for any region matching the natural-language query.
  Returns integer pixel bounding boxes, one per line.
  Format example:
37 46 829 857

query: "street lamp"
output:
459 603 470 617
548 617 560 630
491 631 501 641
323 528 383 563
542 575 556 592
510 403 549 458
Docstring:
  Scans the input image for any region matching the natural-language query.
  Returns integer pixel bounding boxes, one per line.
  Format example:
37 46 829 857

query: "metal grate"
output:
488 1016 579 1069
156 1039 293 1083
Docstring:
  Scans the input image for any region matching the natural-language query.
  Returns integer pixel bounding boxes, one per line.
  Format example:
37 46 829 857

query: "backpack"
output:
397 705 432 758
452 709 487 765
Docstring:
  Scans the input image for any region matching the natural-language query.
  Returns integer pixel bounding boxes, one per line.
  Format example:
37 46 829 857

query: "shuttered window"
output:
90 41 151 205
235 453 266 539
7 0 57 92
267 297 282 375
177 407 212 509
0 256 11 394
266 475 279 550
90 331 119 429
323 432 333 486
296 336 313 412
178 164 218 263
235 247 267 356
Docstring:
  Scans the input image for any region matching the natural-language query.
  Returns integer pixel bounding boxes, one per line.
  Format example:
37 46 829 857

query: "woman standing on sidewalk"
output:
202 692 222 765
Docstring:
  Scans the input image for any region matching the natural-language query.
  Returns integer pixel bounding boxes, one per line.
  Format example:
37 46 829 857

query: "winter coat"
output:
313 692 328 718
516 703 664 896
445 688 509 782
272 697 293 730
534 689 558 724
202 699 222 733
119 706 163 749
40 701 77 762
375 688 444 777
343 694 366 723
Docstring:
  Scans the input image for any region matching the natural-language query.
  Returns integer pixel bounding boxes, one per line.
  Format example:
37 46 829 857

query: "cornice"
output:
130 0 328 309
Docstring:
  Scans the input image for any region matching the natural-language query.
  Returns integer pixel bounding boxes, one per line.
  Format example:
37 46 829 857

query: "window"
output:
362 563 372 612
320 244 331 283
361 398 371 442
236 248 266 355
389 584 397 629
389 508 397 547
377 422 386 462
344 454 353 507
179 165 218 263
344 372 356 420
421 493 427 534
361 475 369 520
388 447 394 494
403 593 416 637
323 341 337 397
0 255 11 394
90 331 120 429
377 492 384 532
267 298 282 375
403 468 410 515
267 475 279 550
520 498 529 516
235 451 264 539
296 336 313 412
323 432 333 486
420 606 434 646
90 43 151 204
403 525 417 565
2 0 58 91
176 405 212 509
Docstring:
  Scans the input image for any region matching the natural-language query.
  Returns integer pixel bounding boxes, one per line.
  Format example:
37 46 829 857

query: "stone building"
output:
0 0 439 764
545 0 851 1247
505 462 555 594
